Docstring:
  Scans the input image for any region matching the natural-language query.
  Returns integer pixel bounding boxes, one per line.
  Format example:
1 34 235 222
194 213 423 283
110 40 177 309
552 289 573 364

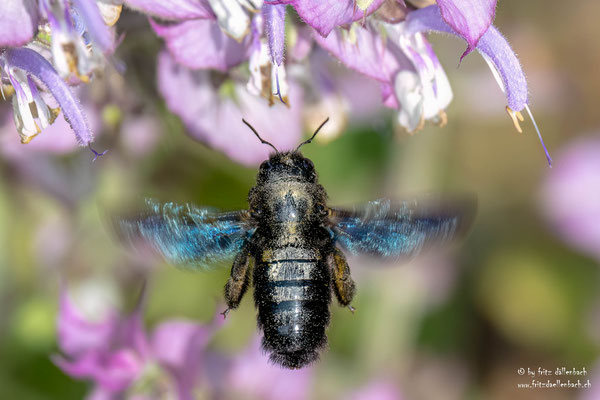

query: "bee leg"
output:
328 247 356 307
224 248 254 315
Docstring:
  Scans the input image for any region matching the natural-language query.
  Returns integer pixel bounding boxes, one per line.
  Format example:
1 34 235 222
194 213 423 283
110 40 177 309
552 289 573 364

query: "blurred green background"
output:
1 1 600 399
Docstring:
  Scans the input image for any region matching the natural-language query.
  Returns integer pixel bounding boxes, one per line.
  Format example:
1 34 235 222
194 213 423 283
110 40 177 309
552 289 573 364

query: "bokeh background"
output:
1 0 600 399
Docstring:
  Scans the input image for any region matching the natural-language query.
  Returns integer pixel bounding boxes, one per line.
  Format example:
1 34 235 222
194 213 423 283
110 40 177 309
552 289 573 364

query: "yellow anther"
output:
49 107 61 124
1 84 15 100
97 3 123 26
406 115 425 135
20 121 41 143
21 133 40 144
437 110 448 128
506 106 524 133
356 0 375 11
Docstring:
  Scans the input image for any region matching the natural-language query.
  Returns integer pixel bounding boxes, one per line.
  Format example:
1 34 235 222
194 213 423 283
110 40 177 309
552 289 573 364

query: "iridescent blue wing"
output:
329 198 475 259
118 200 254 270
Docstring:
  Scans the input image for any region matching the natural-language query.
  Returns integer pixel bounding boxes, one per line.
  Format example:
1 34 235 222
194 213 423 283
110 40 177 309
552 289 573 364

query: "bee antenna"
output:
295 117 329 151
242 119 279 153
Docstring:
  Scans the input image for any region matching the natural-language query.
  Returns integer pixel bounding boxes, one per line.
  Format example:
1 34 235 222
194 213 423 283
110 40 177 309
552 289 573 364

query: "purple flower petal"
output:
71 0 114 53
4 48 95 145
314 24 413 110
0 0 39 47
380 82 398 108
314 25 409 83
53 349 143 392
228 337 313 400
263 4 286 65
404 5 528 112
86 387 118 400
152 319 218 400
57 290 117 357
53 284 152 395
157 51 302 165
437 0 497 60
114 311 151 361
150 18 248 71
123 0 215 20
152 320 212 371
273 0 386 37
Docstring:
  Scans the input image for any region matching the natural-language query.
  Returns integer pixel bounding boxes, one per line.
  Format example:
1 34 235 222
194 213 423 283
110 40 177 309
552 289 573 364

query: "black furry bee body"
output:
239 151 344 368
120 120 473 369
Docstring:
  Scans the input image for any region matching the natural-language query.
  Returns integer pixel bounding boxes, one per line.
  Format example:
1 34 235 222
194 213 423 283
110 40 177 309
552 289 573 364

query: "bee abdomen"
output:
254 249 331 369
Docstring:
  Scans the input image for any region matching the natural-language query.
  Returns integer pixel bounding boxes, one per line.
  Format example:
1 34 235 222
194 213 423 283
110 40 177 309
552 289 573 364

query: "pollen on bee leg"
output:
506 106 524 133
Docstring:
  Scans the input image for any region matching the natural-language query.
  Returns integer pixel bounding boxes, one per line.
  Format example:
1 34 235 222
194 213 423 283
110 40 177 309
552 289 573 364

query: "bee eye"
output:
251 208 262 218
301 159 314 171
260 161 273 171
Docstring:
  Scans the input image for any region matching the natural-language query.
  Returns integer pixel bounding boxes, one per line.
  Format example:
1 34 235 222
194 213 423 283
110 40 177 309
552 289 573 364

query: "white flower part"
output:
395 70 424 133
246 38 271 97
43 0 94 81
51 30 94 81
414 33 452 117
69 278 122 322
207 0 251 42
397 32 452 118
386 23 453 131
238 0 263 12
6 68 57 143
96 0 123 26
271 62 289 103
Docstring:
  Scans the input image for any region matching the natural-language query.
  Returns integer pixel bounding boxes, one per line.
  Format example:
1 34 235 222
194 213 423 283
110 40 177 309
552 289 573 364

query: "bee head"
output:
242 117 328 183
258 152 316 183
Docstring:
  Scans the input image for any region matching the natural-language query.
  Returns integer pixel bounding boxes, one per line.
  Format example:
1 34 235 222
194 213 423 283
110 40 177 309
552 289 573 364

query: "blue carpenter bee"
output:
119 119 474 369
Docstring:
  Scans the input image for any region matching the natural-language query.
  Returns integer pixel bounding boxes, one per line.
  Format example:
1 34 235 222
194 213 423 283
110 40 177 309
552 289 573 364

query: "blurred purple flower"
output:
228 337 313 400
54 287 221 399
157 51 302 165
0 0 118 154
0 103 100 206
120 114 161 157
349 379 404 400
541 136 600 261
0 1 40 47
